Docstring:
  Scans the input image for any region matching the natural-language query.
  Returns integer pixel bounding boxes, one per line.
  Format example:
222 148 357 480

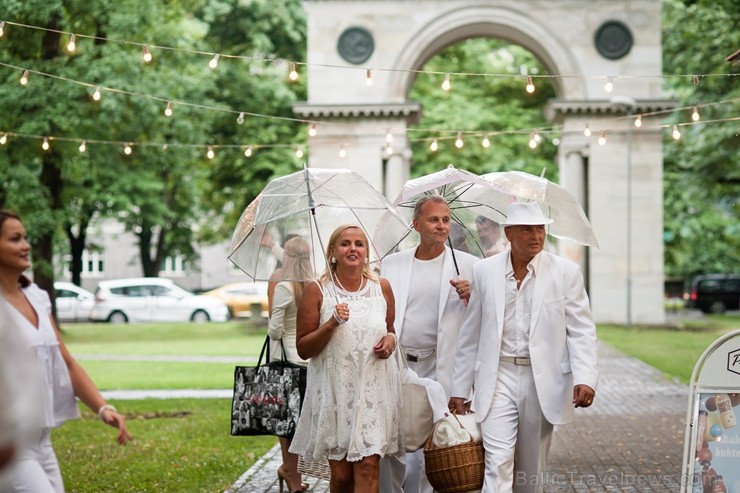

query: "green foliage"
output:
409 38 557 179
661 0 740 278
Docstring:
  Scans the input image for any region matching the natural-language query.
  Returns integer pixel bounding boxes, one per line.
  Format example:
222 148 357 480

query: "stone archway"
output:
293 0 674 324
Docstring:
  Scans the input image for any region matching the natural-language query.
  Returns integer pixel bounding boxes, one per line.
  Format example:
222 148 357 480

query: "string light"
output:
598 130 607 145
672 125 681 140
0 21 5 38
236 112 245 125
288 63 298 81
42 137 50 151
206 146 215 159
244 146 253 157
604 76 614 93
525 76 535 94
455 132 464 149
123 143 133 155
208 54 220 69
143 46 153 63
693 75 700 85
78 141 86 152
19 70 29 85
0 133 8 145
92 87 102 101
308 123 317 137
441 73 451 91
385 130 393 144
482 134 490 148
366 69 373 87
634 115 642 128
528 132 538 149
66 34 76 53
583 124 591 137
385 143 393 156
295 147 303 158
430 139 438 152
691 107 700 122
339 144 346 158
164 101 173 117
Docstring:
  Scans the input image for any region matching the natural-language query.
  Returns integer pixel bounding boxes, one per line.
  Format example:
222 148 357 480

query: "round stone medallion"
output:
337 26 375 65
594 21 633 60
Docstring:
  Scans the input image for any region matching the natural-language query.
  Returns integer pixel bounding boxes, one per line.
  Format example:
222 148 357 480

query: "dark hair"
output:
0 210 32 287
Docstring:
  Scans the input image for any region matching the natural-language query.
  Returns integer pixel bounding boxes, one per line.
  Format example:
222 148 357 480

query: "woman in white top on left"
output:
0 210 132 493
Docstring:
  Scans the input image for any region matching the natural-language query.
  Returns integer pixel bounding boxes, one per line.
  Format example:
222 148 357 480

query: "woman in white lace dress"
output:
290 225 402 493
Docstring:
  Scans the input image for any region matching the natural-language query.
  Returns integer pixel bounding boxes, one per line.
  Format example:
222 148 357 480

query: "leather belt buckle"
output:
406 354 418 362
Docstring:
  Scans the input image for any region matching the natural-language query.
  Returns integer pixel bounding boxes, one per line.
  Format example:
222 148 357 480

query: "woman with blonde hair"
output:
290 225 402 493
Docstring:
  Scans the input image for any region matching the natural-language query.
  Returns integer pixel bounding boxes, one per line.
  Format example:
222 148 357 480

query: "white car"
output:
89 278 229 323
54 281 95 322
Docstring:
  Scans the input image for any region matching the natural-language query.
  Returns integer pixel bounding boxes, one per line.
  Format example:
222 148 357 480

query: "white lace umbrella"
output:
481 170 599 248
228 167 411 282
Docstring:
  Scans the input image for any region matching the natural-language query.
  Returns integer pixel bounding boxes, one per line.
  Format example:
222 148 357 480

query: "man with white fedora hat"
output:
449 201 599 493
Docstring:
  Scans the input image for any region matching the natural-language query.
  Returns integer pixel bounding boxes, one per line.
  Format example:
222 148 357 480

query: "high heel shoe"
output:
277 465 309 492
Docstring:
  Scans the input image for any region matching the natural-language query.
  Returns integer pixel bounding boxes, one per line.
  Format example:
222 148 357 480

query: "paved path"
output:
226 342 689 493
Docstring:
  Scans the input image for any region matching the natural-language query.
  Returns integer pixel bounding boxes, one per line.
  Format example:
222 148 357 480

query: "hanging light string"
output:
1 20 737 85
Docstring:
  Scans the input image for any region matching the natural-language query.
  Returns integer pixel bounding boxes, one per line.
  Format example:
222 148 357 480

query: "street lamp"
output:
610 95 636 327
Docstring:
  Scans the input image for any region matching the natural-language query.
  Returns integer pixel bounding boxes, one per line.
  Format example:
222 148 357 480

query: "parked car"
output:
683 274 740 314
54 281 95 322
90 278 229 323
202 282 270 319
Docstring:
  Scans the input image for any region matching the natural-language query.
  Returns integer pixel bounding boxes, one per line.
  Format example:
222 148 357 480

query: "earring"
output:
331 257 336 264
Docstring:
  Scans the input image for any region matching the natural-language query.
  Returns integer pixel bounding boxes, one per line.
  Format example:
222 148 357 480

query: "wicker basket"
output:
297 455 331 481
423 434 484 493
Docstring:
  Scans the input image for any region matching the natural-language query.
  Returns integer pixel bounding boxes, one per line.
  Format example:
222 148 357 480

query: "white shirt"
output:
400 252 444 351
500 253 541 358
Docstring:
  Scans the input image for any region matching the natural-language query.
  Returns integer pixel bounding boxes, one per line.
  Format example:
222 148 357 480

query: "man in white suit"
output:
450 201 598 493
380 196 479 493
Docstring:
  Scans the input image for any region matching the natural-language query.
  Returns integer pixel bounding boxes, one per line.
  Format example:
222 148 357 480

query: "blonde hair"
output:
281 237 313 305
320 225 378 284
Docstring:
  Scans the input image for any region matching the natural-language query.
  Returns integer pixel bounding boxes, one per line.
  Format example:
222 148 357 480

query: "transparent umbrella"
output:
228 167 411 282
481 170 599 248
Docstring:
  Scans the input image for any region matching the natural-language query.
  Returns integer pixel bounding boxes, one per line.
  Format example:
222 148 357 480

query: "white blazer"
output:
381 245 479 396
450 250 598 426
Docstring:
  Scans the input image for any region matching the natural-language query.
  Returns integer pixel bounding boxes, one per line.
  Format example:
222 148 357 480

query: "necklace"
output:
334 274 365 293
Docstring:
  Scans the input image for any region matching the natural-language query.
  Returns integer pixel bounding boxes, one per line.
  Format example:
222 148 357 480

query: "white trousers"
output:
9 429 64 493
480 362 553 493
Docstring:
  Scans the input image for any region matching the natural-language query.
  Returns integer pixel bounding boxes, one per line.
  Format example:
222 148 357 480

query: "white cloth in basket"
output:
402 367 449 422
432 413 482 447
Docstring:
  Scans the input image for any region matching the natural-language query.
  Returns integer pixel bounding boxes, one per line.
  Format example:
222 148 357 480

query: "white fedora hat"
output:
502 202 553 226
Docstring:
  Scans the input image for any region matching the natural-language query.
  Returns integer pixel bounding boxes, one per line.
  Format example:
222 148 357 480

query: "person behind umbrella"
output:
290 224 402 493
476 215 508 257
449 201 598 493
0 210 132 493
268 236 313 493
379 195 479 493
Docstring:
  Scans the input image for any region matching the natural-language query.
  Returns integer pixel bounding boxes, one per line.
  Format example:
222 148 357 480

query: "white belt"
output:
500 356 531 366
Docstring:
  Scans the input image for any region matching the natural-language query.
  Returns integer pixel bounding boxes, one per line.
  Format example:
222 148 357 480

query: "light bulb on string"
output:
691 107 700 122
78 141 86 153
584 124 591 137
164 101 173 117
455 132 464 149
604 76 614 93
385 143 393 156
208 54 220 69
482 134 490 148
528 132 538 149
42 137 50 151
236 112 245 125
442 73 451 91
244 146 253 157
92 87 102 101
525 76 535 94
308 123 317 137
0 21 5 38
124 143 133 155
19 70 29 86
0 133 8 145
366 69 373 87
67 34 76 53
288 63 298 81
385 130 393 144
162 144 168 150
207 146 215 159
295 147 303 159
339 145 346 158
692 75 700 86
634 115 642 128
143 46 153 63
430 139 438 152
598 131 607 146
672 125 681 140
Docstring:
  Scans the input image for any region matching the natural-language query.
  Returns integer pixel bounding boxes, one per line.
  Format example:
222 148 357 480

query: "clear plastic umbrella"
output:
228 167 411 282
481 170 599 248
